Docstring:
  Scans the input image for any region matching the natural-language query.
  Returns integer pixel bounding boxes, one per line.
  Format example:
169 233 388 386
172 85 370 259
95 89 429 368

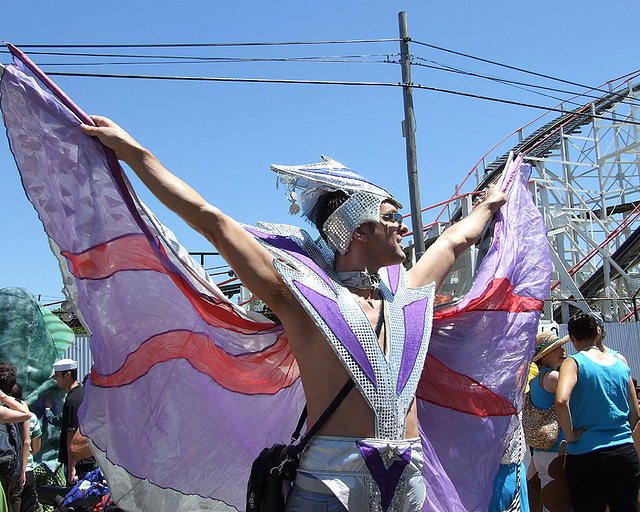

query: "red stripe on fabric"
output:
417 354 516 417
63 234 275 333
163 264 275 334
62 235 165 278
434 277 543 320
91 331 298 394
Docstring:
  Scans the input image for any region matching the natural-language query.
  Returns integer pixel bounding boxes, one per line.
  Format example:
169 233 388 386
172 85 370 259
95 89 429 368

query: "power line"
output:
14 49 396 63
11 39 400 49
7 44 635 109
17 46 621 108
40 58 394 67
412 58 576 105
411 39 607 95
410 57 637 109
3 38 628 104
5 42 638 125
42 70 640 126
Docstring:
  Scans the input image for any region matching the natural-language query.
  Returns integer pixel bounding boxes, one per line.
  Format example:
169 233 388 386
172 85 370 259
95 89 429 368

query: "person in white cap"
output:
81 117 506 511
51 359 95 485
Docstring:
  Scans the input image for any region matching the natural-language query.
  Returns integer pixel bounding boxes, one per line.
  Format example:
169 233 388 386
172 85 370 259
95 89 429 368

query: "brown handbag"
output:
522 390 560 451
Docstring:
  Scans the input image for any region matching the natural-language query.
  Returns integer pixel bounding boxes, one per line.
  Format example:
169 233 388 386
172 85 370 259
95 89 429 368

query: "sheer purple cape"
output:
1 46 550 511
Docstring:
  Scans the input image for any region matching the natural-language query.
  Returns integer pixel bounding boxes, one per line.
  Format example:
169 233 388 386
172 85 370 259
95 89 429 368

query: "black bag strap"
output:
291 406 308 443
290 298 380 448
290 379 355 450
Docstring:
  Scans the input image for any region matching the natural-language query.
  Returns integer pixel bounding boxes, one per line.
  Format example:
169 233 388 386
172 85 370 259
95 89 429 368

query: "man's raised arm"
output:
407 184 506 290
80 116 294 314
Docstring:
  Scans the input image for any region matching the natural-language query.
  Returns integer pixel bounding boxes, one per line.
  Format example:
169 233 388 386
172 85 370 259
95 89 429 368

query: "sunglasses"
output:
380 212 404 225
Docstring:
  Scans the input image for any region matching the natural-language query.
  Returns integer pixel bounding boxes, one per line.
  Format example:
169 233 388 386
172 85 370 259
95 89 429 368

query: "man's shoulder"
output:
64 384 85 406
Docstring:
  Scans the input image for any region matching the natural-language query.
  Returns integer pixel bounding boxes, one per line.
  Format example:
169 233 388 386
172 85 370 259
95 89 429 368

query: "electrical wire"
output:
4 41 639 124
5 44 636 110
11 39 400 49
411 39 614 97
40 70 640 126
23 48 630 110
411 57 610 106
16 49 396 63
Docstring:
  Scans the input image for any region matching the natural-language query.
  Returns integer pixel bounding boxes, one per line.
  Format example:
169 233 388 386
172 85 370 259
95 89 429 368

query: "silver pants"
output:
286 436 425 512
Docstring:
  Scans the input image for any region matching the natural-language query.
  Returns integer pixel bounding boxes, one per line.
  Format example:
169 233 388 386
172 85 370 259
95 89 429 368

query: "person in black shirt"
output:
50 359 96 485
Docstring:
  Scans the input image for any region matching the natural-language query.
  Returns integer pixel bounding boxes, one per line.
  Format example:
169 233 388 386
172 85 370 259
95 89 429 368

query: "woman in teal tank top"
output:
556 313 640 512
530 330 569 512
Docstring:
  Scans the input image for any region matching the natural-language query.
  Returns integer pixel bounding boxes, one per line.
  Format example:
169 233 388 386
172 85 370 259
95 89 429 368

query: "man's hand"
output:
476 183 507 213
80 116 144 163
408 181 507 290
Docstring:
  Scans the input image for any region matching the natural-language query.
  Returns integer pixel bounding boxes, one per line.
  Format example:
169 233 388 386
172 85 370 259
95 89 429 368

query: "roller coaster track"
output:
432 73 640 323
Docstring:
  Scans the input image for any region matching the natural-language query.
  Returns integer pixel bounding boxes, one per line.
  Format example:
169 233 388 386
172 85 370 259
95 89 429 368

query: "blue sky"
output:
1 0 639 305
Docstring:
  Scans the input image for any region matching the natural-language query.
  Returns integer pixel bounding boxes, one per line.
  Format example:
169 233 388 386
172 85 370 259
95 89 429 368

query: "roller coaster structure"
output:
431 72 640 324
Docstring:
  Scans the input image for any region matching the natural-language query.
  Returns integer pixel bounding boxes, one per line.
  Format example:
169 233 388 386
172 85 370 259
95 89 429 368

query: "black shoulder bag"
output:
246 378 355 512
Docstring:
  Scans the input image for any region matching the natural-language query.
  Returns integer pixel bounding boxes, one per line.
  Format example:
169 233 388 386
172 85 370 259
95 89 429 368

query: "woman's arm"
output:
31 434 41 456
627 377 640 431
541 369 560 394
0 391 30 423
555 357 586 442
20 412 29 484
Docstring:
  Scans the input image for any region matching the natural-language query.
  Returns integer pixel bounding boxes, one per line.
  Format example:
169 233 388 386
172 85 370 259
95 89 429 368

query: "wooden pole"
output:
398 11 425 260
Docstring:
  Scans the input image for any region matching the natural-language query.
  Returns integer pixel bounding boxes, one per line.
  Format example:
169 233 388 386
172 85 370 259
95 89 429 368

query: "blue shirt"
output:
566 351 633 455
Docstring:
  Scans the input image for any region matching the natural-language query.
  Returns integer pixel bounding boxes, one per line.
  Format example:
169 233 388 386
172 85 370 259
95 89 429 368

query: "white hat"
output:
271 155 402 255
53 358 77 372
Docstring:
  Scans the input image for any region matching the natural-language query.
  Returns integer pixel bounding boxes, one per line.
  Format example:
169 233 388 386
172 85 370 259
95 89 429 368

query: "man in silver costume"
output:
81 117 506 512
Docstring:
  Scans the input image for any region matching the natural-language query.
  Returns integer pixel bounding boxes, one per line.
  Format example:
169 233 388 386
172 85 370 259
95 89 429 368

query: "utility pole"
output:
398 11 425 261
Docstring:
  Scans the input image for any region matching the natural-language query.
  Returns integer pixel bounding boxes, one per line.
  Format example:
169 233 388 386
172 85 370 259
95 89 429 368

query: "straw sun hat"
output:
533 330 570 362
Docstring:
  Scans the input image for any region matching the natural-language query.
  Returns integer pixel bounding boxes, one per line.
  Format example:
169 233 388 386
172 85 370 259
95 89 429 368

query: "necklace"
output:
582 345 599 352
338 271 381 291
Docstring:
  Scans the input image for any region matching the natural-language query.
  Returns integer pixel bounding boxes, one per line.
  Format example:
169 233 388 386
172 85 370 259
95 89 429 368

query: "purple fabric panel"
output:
81 360 305 509
421 158 550 510
396 297 429 395
418 313 530 511
7 44 93 125
386 265 401 295
5 53 197 301
356 440 411 512
3 53 305 512
1 64 139 255
293 280 377 387
458 158 550 311
79 271 279 376
455 156 519 310
429 310 536 408
245 227 337 294
419 402 509 512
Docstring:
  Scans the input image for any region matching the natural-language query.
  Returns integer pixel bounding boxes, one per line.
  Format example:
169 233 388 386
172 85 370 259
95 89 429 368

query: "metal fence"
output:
62 335 93 384
545 297 640 324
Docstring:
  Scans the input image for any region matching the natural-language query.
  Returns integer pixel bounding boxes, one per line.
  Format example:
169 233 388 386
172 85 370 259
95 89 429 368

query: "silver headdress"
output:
271 155 402 255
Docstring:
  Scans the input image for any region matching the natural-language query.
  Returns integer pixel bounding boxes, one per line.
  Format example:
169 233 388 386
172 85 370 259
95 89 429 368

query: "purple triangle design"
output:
356 440 411 511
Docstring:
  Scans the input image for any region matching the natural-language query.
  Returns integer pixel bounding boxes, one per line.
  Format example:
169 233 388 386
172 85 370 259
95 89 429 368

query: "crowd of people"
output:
3 318 637 512
0 358 96 512
525 314 640 512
